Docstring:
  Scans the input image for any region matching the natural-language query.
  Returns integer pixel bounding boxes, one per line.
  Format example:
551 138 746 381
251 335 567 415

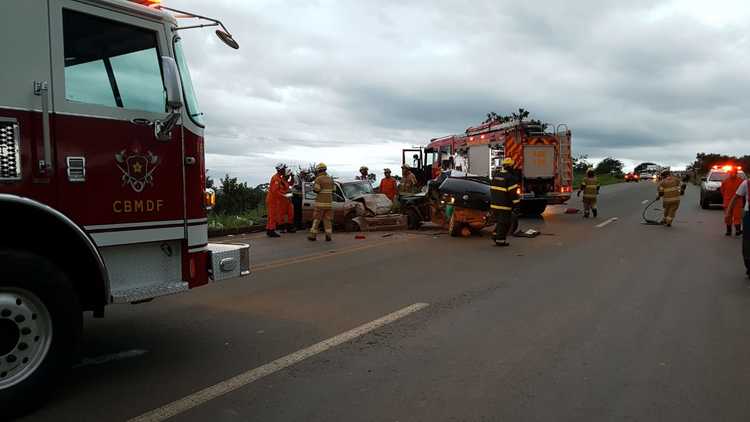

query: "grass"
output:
572 173 624 189
208 207 266 231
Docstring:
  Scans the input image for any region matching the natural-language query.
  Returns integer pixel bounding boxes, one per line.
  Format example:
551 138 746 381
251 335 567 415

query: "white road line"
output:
641 199 650 204
73 349 148 369
596 217 618 228
129 302 430 422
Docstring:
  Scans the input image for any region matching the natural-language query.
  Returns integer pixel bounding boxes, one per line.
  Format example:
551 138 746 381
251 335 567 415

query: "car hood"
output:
351 193 394 215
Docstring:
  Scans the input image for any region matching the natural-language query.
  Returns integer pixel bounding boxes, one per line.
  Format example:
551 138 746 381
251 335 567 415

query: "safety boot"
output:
494 240 509 247
325 234 332 242
736 225 743 236
307 232 317 241
727 225 733 236
592 208 598 218
267 230 280 238
286 224 297 233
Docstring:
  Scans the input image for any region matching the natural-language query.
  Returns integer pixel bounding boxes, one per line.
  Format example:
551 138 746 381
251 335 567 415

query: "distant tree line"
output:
208 174 267 215
573 154 624 176
687 153 750 175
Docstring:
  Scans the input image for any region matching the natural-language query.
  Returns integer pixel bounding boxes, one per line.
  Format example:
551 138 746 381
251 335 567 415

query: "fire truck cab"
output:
1 0 247 414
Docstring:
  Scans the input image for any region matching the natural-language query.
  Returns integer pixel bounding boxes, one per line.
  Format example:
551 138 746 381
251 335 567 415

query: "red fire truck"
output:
1 0 248 413
407 119 573 215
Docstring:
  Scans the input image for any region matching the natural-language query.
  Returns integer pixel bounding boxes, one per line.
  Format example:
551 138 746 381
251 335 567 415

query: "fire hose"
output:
642 197 662 225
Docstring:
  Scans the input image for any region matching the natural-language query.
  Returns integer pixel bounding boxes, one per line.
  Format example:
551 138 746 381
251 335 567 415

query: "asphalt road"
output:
20 181 750 422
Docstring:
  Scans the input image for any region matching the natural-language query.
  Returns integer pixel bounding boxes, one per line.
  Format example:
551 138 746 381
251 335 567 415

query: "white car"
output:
700 166 746 209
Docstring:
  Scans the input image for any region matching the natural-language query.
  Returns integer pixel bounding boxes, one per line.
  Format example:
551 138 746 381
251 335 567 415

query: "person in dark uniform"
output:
491 157 521 247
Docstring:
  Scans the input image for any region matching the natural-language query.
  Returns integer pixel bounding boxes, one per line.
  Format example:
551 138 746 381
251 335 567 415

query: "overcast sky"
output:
170 0 750 185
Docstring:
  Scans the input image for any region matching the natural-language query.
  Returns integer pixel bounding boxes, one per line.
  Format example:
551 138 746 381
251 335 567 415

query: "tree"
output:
595 157 624 176
482 108 548 131
572 154 592 173
213 175 266 215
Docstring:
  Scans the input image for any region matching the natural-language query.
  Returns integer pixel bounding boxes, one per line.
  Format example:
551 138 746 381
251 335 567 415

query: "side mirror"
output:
155 57 183 141
161 57 183 111
700 177 707 182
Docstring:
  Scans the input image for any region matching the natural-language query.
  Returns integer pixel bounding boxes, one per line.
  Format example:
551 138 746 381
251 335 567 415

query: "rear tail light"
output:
203 188 216 210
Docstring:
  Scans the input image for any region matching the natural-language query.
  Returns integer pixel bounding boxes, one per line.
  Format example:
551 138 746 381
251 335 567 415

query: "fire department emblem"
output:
115 149 160 193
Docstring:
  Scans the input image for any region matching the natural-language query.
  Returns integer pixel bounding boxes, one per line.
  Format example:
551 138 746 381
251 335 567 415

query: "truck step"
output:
111 281 189 304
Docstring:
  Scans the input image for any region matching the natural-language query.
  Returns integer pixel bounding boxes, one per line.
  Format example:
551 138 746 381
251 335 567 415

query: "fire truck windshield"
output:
173 37 204 126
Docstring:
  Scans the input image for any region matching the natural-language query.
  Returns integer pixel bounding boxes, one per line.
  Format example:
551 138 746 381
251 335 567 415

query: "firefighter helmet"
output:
501 157 515 166
383 168 391 174
359 166 369 172
316 162 327 171
275 163 287 172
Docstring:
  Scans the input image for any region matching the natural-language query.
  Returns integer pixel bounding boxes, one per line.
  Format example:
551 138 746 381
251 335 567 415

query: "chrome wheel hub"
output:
0 288 53 389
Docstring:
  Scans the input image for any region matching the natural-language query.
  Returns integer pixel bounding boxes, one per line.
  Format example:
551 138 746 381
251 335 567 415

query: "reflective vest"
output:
658 176 681 204
581 176 599 199
400 173 418 194
490 170 520 212
313 173 334 209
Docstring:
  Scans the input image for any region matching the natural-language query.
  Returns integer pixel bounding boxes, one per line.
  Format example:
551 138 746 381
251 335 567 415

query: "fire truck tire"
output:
0 250 82 418
520 201 547 216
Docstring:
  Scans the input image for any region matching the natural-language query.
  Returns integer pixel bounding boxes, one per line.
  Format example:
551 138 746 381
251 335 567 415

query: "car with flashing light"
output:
625 172 640 182
700 165 746 209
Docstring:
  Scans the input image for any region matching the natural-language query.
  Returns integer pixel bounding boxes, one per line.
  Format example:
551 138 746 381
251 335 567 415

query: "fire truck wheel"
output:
0 250 82 417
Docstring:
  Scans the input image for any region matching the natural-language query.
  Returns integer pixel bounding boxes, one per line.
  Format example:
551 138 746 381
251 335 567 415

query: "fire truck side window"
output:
62 9 166 113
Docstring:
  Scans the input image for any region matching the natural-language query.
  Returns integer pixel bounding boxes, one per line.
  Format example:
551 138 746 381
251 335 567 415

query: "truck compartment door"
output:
468 144 490 177
523 145 555 178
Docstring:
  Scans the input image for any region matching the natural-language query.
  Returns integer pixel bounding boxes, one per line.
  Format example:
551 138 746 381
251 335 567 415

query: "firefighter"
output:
266 163 288 237
278 168 296 233
400 165 418 195
720 168 743 236
378 168 398 202
727 177 749 278
356 166 370 181
656 169 683 227
491 157 521 247
308 163 334 242
577 169 600 218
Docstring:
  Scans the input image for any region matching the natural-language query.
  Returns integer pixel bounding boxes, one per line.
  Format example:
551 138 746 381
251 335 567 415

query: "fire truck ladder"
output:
556 124 572 186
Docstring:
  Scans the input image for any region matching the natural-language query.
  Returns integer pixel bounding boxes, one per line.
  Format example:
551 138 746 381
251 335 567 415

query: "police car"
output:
700 165 746 209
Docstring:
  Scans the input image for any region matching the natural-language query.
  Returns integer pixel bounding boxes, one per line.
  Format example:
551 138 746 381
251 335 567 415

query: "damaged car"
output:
301 180 407 231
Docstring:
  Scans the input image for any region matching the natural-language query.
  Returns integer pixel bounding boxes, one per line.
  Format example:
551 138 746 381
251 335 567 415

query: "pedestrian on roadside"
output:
308 163 334 242
577 169 600 218
265 164 289 237
378 168 398 202
721 168 743 236
656 169 683 227
490 157 521 247
399 165 418 195
727 177 749 279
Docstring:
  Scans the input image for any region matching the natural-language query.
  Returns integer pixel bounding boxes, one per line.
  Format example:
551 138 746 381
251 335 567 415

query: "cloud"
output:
170 0 750 185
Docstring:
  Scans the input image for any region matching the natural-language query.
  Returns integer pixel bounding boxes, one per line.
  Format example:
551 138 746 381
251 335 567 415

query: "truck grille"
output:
0 119 21 180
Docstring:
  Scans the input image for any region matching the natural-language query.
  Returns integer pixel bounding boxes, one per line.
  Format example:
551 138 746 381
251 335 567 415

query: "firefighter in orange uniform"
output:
577 169 600 218
721 168 743 236
378 168 398 202
656 169 684 227
308 163 334 241
277 168 296 233
266 163 288 238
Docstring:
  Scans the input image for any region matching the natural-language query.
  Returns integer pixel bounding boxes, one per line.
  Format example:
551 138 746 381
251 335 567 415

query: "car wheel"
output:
0 250 82 418
405 208 421 230
700 193 709 209
448 213 461 237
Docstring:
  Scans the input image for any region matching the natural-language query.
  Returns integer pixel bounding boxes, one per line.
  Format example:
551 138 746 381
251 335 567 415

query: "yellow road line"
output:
252 236 416 272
